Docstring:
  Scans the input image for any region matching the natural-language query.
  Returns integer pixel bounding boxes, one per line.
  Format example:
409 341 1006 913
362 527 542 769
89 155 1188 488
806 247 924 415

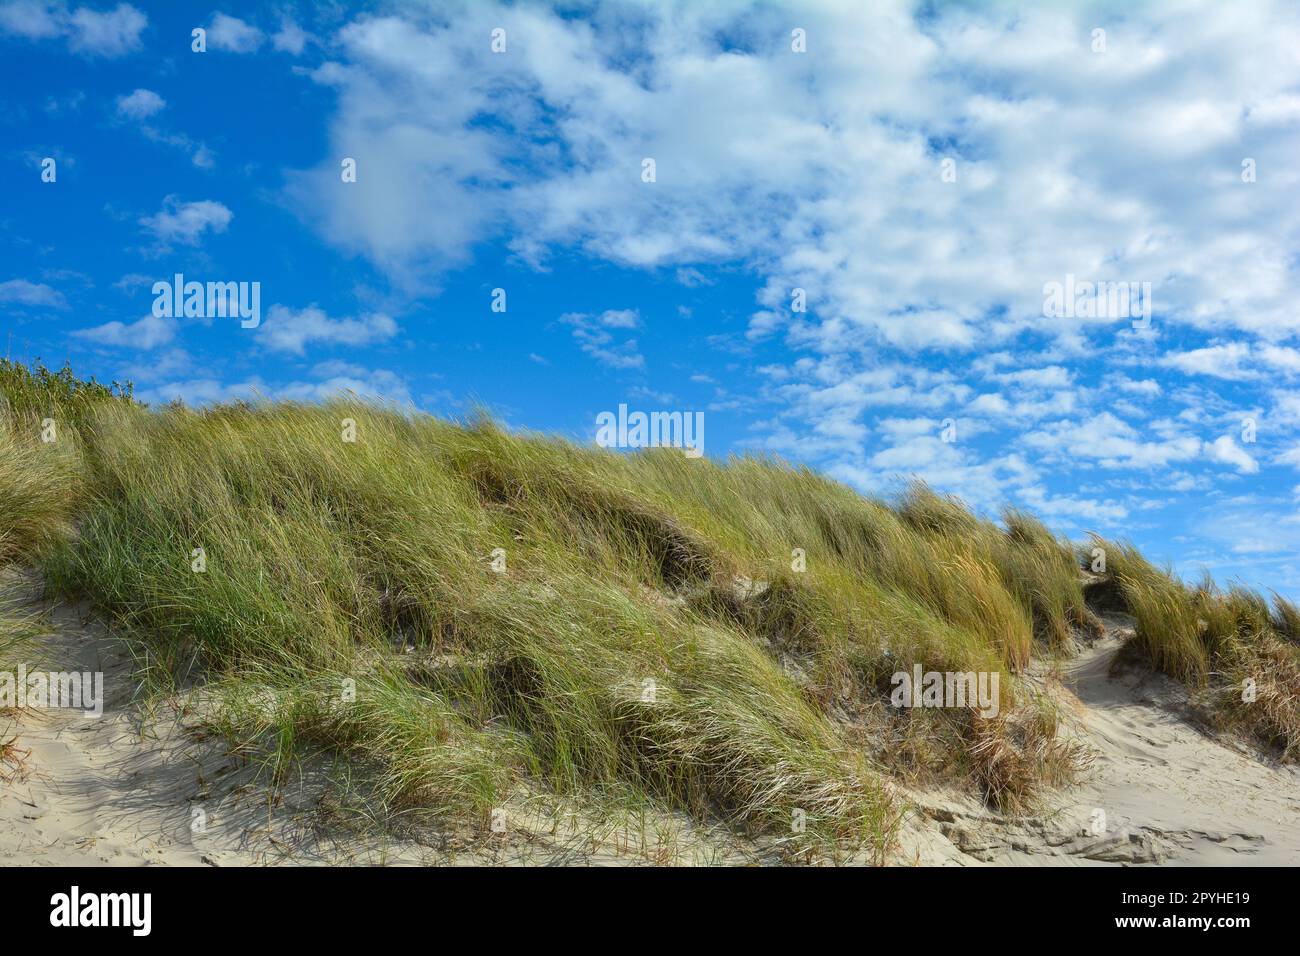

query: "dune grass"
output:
0 358 134 431
0 419 81 567
1084 536 1300 759
1 360 1296 858
1 358 125 566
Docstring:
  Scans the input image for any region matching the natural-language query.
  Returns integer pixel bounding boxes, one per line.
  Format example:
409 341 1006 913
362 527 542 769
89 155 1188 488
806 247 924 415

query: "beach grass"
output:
2 360 1296 859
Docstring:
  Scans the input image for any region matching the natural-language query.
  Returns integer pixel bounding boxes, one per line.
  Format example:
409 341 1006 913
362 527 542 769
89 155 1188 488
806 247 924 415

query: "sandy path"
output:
2 593 249 865
900 620 1300 865
1062 627 1300 864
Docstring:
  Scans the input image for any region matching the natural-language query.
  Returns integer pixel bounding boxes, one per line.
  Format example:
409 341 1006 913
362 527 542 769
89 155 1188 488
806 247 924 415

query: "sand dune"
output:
1 570 452 866
0 571 734 866
4 570 1298 866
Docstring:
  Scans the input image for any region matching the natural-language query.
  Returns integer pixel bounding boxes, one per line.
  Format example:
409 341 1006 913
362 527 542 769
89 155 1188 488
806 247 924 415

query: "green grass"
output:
1084 536 1300 757
0 418 82 567
2 360 1296 860
0 358 133 431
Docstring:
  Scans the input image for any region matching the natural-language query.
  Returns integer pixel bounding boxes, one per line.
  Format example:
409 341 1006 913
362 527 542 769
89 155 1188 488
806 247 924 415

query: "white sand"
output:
5 571 1298 866
0 570 452 865
898 620 1300 865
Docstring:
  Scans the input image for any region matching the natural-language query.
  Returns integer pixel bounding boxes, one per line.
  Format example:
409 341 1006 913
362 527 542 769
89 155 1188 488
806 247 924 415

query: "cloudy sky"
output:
3 0 1298 596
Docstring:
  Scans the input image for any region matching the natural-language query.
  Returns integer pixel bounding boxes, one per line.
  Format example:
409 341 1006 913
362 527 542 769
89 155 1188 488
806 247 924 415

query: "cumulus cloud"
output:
560 309 644 369
1160 343 1300 381
271 16 306 55
205 12 262 53
258 305 398 355
0 1 60 39
112 89 213 168
0 2 146 57
0 277 67 308
278 367 410 404
992 366 1074 389
1111 376 1163 397
139 196 232 250
67 2 144 56
1025 412 1203 470
73 313 175 349
286 2 1300 346
1205 434 1260 474
115 87 163 120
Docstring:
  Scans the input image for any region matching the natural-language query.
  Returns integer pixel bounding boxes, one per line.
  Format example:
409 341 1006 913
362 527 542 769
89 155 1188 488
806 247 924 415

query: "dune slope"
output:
2 361 1298 863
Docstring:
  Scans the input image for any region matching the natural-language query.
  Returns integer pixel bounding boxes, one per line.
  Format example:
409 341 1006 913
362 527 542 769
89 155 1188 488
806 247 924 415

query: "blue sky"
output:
2 0 1298 598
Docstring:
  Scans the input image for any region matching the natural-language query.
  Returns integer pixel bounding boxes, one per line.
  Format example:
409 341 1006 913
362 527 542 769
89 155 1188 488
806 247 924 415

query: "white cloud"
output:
968 393 1011 416
1025 412 1204 470
1017 488 1129 525
112 272 152 295
1160 342 1300 381
869 433 960 470
278 368 410 405
991 366 1073 389
1196 505 1300 556
73 313 175 349
258 305 398 355
110 87 208 168
134 377 258 406
1259 345 1300 375
139 196 232 250
676 267 712 288
560 309 644 369
206 12 262 53
0 1 60 39
1205 434 1259 474
1111 376 1163 397
288 1 1300 351
1271 390 1300 425
115 87 164 120
67 2 144 56
136 125 214 170
136 368 411 407
114 347 192 383
309 359 366 378
594 308 638 329
44 90 85 113
0 277 67 308
271 16 306 55
0 2 145 56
